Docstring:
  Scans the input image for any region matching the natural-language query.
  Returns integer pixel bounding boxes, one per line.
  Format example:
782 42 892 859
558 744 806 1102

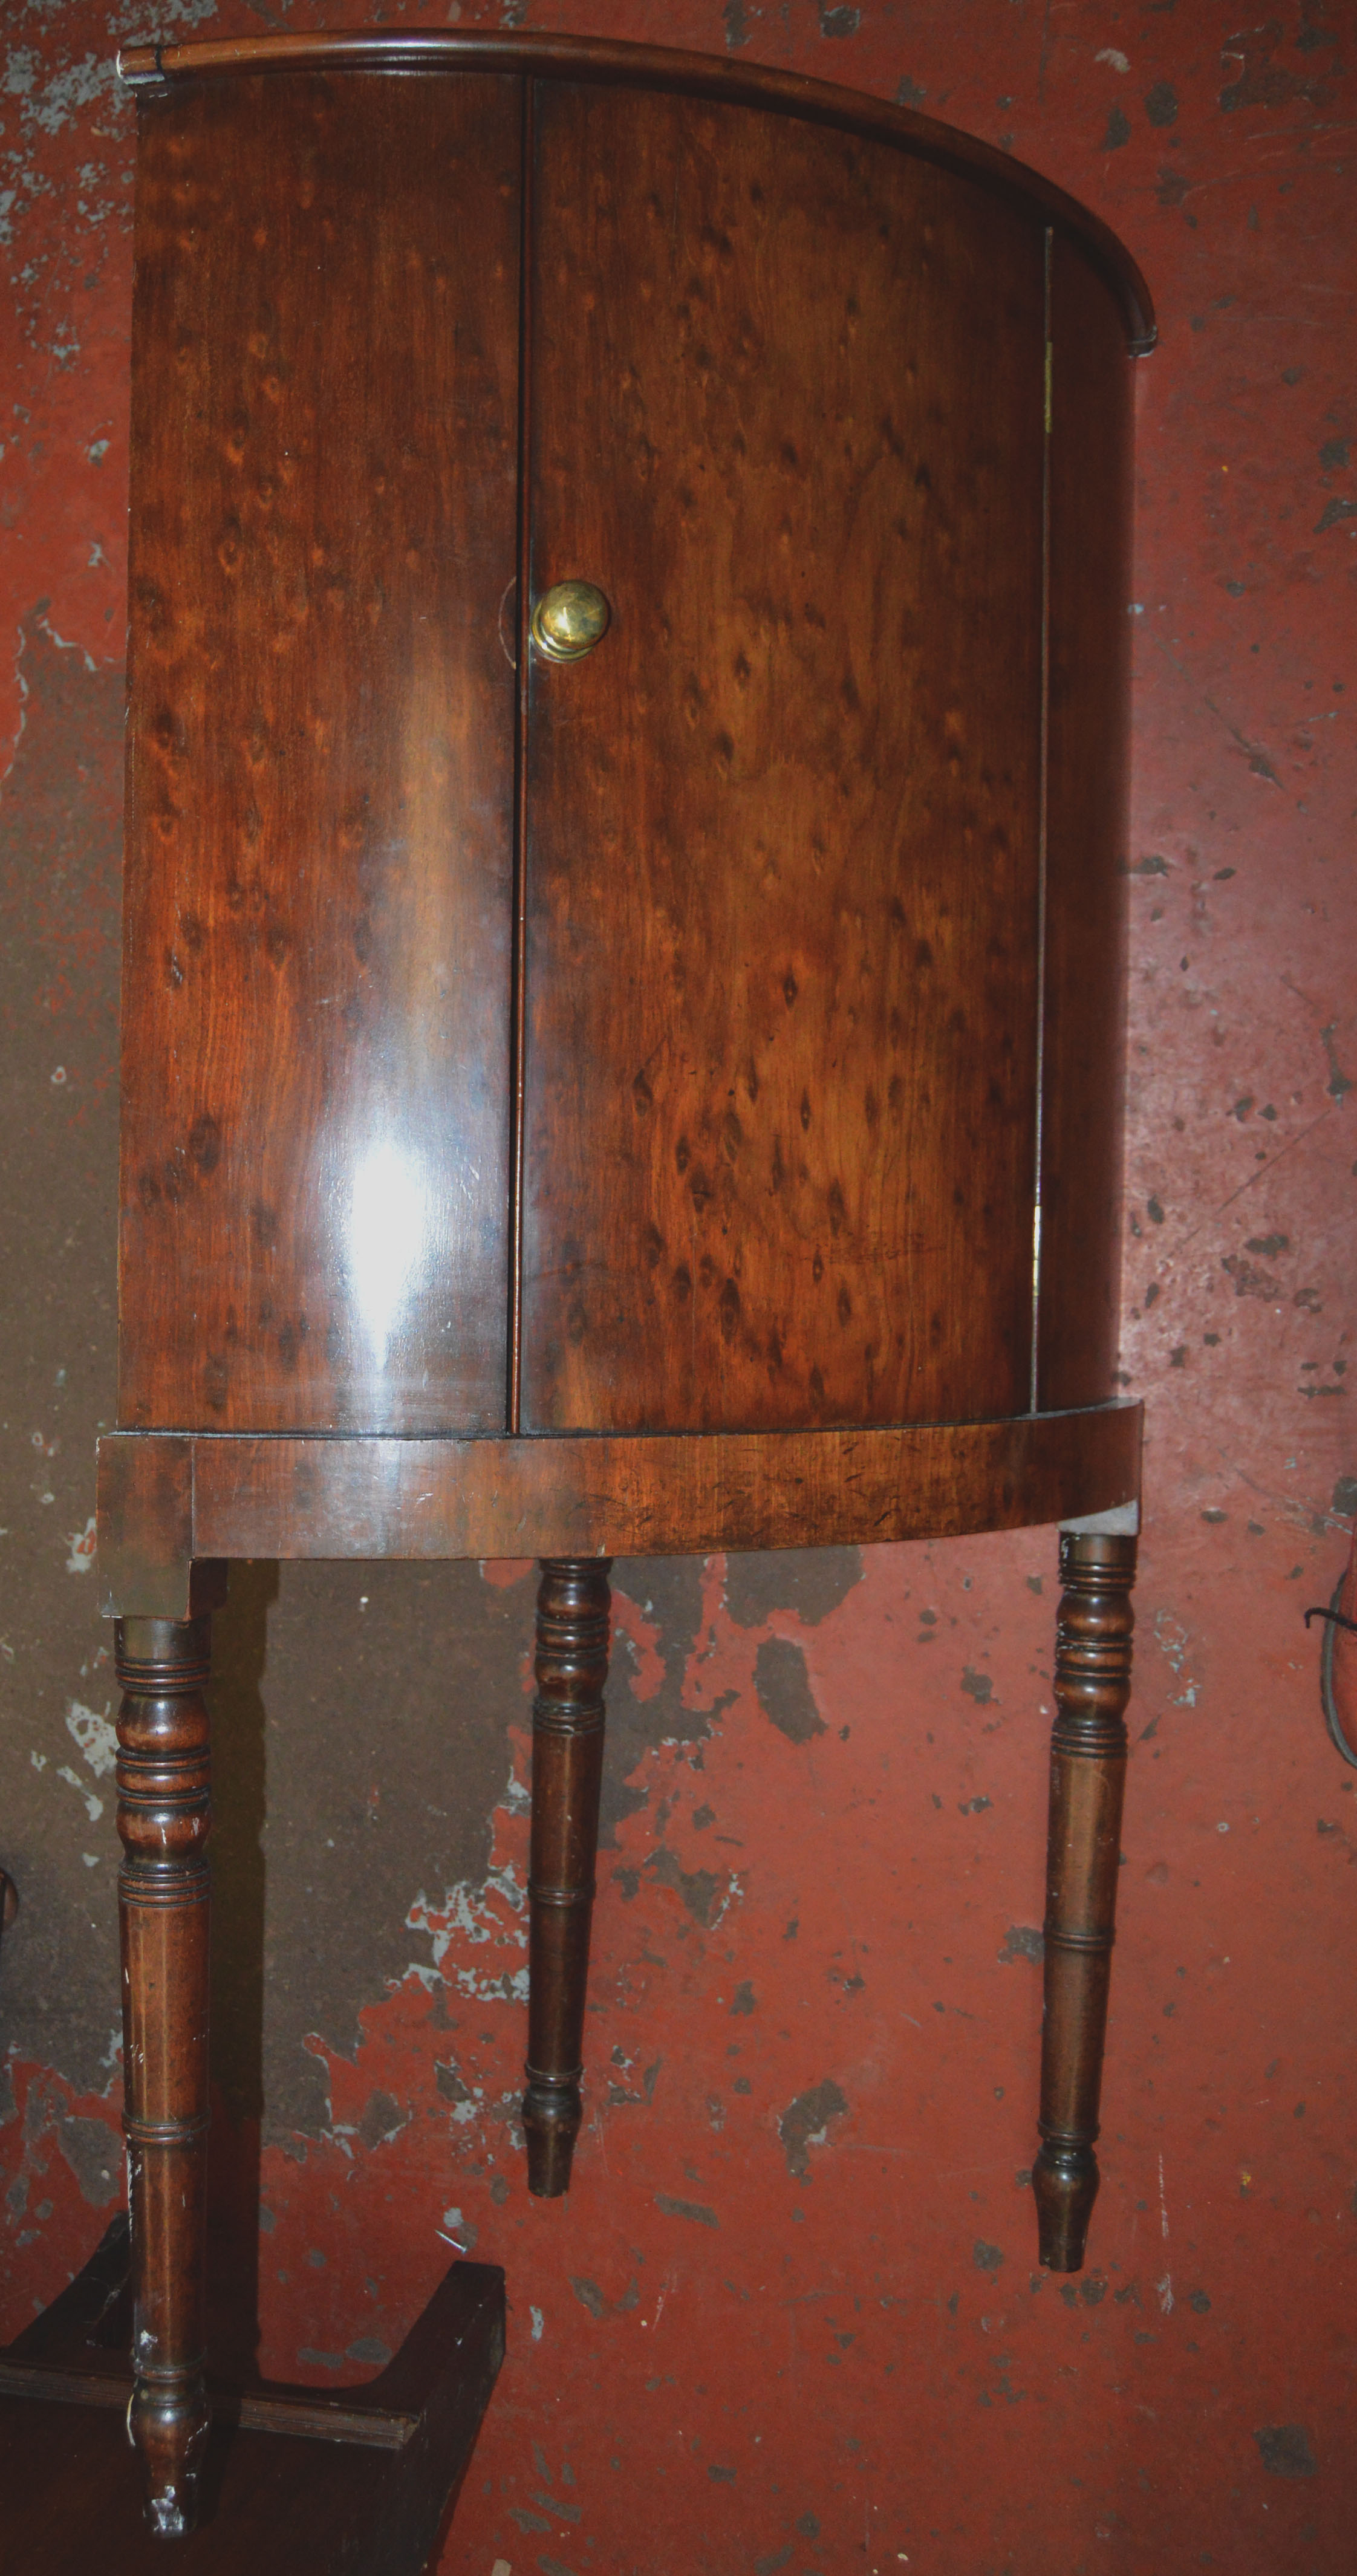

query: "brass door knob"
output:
531 579 611 663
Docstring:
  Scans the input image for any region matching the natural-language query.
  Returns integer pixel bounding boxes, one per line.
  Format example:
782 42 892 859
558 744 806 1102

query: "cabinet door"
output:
120 71 521 1434
519 83 1046 1434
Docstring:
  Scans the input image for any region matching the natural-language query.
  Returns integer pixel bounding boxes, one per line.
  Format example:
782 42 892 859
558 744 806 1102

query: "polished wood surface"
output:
115 1614 216 2531
1032 1529 1137 2271
96 37 1152 2509
117 48 1142 1453
120 71 521 1436
96 1403 1141 1615
521 82 1044 1433
1035 239 1136 1411
522 1561 612 2195
0 2219 505 2572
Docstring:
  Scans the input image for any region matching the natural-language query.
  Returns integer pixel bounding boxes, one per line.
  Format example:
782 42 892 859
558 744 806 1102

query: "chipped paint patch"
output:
778 2079 849 2182
65 1697 114 1774
64 1512 96 1573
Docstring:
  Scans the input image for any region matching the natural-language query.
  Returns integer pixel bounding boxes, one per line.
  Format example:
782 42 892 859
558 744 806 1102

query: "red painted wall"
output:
2 6 1353 2572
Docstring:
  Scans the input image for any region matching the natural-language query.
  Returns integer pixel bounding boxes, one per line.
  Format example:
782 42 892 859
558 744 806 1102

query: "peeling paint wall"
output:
2 6 1354 2571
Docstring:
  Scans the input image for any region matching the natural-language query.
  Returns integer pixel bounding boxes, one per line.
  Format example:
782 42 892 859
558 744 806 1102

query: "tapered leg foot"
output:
522 1560 611 2199
1033 1529 1136 2274
522 2077 584 2199
1032 2138 1101 2274
128 2381 212 2540
116 1610 216 2535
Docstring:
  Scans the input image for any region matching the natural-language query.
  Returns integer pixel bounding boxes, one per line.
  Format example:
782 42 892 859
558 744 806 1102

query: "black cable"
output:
1304 1583 1357 1770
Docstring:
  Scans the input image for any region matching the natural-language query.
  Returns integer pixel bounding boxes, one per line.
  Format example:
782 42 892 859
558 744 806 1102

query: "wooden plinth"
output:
96 1403 1141 1619
0 2219 504 2571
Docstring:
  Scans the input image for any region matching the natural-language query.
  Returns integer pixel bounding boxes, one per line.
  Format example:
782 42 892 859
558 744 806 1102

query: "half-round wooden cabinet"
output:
84 29 1153 2539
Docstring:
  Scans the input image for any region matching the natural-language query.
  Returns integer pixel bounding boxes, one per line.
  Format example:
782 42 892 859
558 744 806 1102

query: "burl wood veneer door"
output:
519 85 1046 1435
120 73 521 1434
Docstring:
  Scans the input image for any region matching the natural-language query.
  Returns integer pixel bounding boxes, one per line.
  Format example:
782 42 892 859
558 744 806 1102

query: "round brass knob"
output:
530 579 611 663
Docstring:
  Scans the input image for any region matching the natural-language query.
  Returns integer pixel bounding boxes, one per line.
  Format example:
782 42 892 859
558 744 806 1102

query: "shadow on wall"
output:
204 1559 276 2381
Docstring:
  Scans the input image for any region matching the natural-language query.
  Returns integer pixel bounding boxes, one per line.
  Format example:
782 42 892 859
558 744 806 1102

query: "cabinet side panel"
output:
1036 236 1135 1412
119 72 521 1433
520 83 1045 1435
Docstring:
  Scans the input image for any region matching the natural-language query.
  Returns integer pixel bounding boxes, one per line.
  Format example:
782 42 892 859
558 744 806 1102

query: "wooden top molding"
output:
115 28 1154 351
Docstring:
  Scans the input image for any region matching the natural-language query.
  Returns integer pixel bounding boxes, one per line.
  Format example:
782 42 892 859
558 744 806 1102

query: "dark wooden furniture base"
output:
0 2218 504 2571
89 1416 1139 2518
96 1409 1140 1618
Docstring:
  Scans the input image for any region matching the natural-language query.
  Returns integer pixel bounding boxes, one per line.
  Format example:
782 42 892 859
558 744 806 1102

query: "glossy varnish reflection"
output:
119 71 521 1434
520 86 1046 1434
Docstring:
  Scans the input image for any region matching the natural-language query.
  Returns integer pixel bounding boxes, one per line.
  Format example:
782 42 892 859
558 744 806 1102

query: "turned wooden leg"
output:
116 1613 214 2536
1032 1527 1137 2273
522 1558 611 2197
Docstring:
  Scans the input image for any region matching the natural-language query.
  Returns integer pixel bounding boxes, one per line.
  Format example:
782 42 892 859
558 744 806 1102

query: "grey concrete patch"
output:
605 1556 729 1840
723 1546 863 1630
0 626 123 2100
778 2077 847 2179
55 2107 120 2205
1255 2425 1316 2479
755 1636 825 1745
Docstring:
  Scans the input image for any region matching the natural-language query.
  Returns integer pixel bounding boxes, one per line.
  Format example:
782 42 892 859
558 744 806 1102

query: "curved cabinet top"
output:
117 25 1154 353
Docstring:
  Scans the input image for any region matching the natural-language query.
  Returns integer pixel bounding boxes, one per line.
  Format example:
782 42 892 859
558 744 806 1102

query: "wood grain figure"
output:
522 82 1044 1433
